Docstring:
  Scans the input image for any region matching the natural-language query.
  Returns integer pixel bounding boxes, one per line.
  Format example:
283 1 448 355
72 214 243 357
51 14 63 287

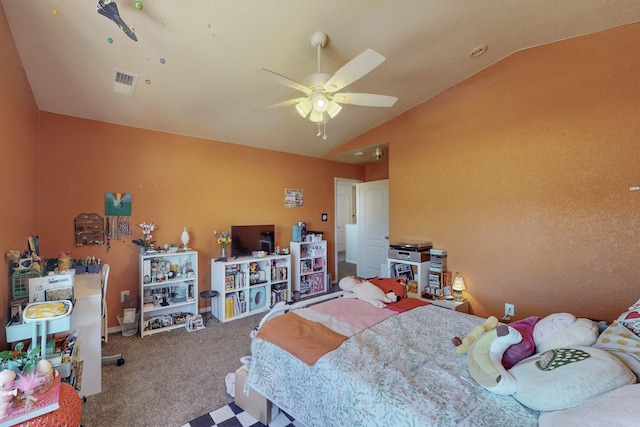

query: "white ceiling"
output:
3 1 640 164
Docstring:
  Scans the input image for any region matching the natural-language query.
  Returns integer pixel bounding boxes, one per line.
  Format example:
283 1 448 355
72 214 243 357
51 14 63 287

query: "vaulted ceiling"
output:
3 0 639 164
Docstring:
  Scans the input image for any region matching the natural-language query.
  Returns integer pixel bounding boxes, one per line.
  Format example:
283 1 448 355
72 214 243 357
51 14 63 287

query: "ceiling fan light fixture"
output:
295 99 312 118
326 100 342 118
312 93 329 112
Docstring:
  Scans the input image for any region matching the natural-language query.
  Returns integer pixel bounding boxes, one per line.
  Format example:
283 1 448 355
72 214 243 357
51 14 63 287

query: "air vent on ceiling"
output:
111 69 139 96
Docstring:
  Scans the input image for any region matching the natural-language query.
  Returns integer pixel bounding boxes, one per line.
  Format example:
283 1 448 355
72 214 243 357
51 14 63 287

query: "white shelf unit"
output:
139 251 198 337
387 258 430 298
290 240 327 298
211 255 291 322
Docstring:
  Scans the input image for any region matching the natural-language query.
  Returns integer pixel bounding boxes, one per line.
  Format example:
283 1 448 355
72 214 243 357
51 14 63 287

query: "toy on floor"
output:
339 276 399 308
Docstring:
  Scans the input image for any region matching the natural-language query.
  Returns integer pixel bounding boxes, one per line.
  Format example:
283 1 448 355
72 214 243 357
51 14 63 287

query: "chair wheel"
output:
117 358 125 366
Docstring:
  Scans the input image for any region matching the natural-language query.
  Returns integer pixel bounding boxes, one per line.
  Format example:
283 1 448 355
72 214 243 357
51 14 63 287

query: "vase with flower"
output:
132 222 156 254
213 230 231 260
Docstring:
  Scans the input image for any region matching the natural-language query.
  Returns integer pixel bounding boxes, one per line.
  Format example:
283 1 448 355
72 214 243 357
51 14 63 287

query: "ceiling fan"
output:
258 32 397 137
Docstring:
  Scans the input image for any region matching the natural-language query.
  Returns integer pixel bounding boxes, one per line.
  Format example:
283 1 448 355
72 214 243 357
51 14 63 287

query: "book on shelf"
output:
224 275 235 290
1 374 62 427
225 296 235 319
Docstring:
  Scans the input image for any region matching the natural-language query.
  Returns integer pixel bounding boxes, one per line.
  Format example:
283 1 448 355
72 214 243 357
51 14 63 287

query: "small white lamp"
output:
452 273 466 302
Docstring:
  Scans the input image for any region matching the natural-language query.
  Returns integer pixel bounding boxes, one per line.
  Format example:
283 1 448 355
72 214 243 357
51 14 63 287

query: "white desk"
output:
5 273 102 397
71 273 102 397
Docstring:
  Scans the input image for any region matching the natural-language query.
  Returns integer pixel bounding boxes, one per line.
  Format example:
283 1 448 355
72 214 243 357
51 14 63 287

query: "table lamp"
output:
452 273 466 302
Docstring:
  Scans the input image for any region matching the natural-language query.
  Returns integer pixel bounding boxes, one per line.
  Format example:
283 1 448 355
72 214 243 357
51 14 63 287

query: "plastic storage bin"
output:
117 311 139 336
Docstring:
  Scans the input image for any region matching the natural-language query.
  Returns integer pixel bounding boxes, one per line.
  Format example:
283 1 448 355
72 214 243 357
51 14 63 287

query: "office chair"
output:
100 264 125 366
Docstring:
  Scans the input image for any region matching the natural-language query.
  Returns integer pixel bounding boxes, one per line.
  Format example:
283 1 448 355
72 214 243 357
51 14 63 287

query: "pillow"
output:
538 383 640 427
502 316 539 369
617 297 640 335
593 321 640 378
367 277 408 298
533 313 576 348
510 346 636 411
536 318 599 354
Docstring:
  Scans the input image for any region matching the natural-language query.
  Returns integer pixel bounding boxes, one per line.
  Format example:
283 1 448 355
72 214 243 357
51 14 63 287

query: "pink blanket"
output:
256 297 429 365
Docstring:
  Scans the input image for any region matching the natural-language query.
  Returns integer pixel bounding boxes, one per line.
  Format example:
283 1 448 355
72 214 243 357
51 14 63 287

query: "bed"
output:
247 294 540 426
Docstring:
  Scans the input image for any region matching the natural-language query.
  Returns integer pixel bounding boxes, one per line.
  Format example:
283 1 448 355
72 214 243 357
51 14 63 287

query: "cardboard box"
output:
234 367 278 424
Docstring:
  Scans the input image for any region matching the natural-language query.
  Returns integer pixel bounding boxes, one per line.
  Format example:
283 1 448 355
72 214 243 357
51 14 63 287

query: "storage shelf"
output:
139 251 198 337
142 299 196 314
211 254 291 322
291 241 327 298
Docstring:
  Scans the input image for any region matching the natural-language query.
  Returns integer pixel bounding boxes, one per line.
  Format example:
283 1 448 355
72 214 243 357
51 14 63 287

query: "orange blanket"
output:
255 312 348 365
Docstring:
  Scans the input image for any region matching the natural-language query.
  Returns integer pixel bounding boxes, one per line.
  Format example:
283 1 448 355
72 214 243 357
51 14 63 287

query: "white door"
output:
336 182 352 252
357 179 389 278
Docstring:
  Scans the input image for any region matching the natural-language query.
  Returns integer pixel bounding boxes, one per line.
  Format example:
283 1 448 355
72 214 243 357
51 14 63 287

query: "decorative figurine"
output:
181 227 190 249
0 370 17 419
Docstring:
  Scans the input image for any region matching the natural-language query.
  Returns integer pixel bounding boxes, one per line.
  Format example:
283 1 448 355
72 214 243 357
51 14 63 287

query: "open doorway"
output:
334 178 361 287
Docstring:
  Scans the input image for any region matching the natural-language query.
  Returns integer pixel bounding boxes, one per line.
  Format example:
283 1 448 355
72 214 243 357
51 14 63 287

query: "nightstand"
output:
430 299 469 313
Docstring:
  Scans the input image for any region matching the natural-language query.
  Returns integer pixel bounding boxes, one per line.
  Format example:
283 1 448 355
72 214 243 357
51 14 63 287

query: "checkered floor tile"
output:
182 402 303 427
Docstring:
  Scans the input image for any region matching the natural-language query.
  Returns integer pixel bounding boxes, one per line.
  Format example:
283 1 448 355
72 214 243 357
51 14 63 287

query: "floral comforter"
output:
248 303 539 427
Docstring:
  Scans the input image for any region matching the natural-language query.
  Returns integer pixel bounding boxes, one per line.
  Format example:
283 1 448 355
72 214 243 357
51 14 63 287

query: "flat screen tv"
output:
231 225 275 258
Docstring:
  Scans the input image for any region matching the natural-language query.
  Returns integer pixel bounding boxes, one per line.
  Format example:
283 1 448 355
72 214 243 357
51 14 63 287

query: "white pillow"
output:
538 383 640 427
533 313 576 348
510 346 636 411
593 321 640 378
536 318 599 353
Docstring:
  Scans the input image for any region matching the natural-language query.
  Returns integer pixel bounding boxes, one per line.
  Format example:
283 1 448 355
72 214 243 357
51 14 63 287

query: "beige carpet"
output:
81 312 263 427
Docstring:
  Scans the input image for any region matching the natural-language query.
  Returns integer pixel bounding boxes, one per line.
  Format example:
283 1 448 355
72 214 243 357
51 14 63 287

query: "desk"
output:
5 273 102 398
71 274 102 397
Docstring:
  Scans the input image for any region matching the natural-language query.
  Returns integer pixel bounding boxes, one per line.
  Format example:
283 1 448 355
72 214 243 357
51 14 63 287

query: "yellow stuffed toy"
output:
454 316 499 354
466 324 521 395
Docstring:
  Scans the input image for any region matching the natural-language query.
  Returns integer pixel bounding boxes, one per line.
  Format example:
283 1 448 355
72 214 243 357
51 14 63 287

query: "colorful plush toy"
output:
454 315 499 354
466 324 522 395
339 276 399 308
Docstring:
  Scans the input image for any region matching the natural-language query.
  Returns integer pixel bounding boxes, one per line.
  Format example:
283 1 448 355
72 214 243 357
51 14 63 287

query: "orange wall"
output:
4 0 639 337
36 114 364 327
345 22 640 322
0 5 39 345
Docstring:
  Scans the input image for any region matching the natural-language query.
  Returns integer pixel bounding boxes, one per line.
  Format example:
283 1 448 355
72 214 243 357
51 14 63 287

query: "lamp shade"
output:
326 100 342 118
295 99 312 118
309 109 324 123
452 275 465 291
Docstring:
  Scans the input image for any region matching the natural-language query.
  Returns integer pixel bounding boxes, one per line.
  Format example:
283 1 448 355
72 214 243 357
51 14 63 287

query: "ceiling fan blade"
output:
257 68 312 95
334 92 397 107
324 49 386 93
257 97 308 112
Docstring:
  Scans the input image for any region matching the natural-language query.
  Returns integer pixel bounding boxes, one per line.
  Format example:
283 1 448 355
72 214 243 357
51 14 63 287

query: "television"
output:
230 225 275 258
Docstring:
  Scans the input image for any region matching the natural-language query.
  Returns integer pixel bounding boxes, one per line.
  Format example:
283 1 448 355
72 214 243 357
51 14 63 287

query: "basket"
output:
117 311 140 337
11 269 41 300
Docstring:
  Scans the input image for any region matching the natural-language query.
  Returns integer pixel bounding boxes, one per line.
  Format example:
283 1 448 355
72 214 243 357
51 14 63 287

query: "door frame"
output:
333 177 362 286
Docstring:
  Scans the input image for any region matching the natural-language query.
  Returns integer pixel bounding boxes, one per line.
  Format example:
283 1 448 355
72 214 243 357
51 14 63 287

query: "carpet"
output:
182 402 305 427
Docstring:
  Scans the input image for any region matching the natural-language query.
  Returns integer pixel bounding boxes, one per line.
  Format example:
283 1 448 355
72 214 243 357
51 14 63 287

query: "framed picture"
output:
285 188 304 208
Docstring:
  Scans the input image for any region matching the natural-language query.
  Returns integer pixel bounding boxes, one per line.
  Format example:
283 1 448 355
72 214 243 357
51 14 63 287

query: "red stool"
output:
16 383 82 427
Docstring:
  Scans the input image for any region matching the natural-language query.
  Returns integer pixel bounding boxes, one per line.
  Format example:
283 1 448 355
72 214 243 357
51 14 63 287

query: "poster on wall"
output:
285 188 304 208
105 192 132 216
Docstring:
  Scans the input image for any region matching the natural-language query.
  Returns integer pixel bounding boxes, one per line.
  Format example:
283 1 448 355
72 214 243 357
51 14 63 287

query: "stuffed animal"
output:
339 276 399 308
454 315 499 354
467 324 522 395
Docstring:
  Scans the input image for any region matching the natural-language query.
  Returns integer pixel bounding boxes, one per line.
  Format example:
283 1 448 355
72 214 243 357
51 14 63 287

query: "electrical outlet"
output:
504 303 515 317
121 290 130 303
